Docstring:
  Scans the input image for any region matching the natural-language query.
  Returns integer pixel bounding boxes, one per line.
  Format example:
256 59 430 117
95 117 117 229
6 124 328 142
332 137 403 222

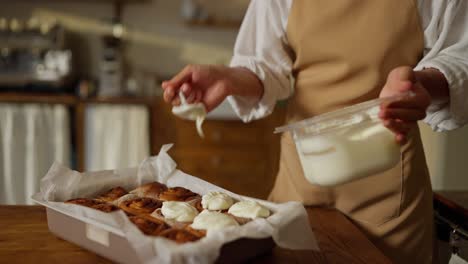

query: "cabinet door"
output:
172 147 275 199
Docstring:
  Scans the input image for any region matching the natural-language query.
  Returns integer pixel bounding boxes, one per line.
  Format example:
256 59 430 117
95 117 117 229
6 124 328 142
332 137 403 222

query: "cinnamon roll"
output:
96 186 128 203
187 198 204 212
184 226 207 238
119 197 162 216
130 181 168 199
159 187 200 202
158 228 203 244
201 192 234 211
227 200 270 219
191 210 239 231
65 198 119 213
129 215 170 236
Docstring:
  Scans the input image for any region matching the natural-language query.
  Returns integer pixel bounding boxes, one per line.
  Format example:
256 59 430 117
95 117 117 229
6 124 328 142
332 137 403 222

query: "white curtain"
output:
85 105 150 171
0 103 70 205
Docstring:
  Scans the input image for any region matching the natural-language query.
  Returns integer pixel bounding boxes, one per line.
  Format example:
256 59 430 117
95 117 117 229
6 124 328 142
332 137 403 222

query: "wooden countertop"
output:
435 191 468 214
434 191 468 234
0 206 392 264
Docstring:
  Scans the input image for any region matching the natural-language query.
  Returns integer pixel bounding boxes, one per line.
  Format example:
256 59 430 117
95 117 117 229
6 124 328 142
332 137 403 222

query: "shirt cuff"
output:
227 55 279 123
415 56 468 132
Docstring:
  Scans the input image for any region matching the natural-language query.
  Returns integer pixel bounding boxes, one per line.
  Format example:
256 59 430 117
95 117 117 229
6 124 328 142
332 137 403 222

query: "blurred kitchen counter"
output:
0 205 392 264
436 191 468 210
434 191 468 227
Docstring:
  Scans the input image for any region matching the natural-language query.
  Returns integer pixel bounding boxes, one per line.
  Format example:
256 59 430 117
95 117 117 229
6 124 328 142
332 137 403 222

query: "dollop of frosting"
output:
159 201 199 222
172 102 206 138
191 210 239 231
201 191 234 211
227 200 270 219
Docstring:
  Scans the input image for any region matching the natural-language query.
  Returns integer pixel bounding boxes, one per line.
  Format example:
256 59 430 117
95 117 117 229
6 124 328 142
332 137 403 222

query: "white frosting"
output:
201 192 234 211
296 119 400 186
191 210 239 231
228 200 270 219
159 201 198 222
172 92 207 138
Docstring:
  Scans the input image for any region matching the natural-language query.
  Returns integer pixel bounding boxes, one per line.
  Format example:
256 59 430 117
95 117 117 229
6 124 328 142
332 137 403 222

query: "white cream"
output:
172 92 206 138
201 191 234 211
296 116 400 186
228 200 270 219
191 210 239 231
159 201 198 222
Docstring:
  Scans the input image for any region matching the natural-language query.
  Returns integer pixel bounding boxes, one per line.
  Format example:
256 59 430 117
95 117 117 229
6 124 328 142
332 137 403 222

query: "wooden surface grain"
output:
0 206 392 264
435 191 468 217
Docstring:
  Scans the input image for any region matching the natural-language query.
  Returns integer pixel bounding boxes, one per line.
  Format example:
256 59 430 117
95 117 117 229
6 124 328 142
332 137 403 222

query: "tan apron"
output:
268 1 434 263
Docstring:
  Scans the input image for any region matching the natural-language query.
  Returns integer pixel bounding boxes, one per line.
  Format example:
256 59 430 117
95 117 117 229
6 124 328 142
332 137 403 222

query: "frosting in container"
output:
275 95 410 187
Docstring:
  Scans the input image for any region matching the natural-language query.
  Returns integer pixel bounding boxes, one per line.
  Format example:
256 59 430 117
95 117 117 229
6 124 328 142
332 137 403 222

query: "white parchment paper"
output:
33 144 319 264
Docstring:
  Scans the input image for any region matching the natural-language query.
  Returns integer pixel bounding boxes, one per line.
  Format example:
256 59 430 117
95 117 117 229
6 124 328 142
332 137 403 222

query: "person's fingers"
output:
181 83 192 95
383 119 412 135
395 133 407 145
166 65 195 88
161 81 168 90
172 97 181 106
194 90 203 103
186 90 196 103
380 79 412 104
163 87 176 103
384 85 429 110
379 108 426 121
180 83 198 103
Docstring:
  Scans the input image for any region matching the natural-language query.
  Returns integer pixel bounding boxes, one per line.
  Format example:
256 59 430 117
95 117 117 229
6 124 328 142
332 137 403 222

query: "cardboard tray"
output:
38 201 275 264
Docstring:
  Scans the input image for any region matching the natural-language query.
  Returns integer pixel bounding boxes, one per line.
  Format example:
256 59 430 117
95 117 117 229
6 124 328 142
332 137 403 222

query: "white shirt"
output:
228 0 468 132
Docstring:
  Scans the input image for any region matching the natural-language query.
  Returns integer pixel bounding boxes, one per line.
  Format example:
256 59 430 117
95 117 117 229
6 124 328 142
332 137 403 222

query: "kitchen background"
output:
0 0 467 205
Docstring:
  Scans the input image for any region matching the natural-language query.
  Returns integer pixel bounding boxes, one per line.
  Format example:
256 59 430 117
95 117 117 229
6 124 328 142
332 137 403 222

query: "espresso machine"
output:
0 17 72 91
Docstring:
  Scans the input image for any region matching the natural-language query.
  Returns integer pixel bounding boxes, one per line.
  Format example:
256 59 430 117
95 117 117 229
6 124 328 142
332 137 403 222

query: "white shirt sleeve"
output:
415 0 468 131
228 0 293 123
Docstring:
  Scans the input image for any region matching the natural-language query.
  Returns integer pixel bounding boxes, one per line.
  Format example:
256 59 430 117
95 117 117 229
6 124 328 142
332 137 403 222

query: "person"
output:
162 1 468 263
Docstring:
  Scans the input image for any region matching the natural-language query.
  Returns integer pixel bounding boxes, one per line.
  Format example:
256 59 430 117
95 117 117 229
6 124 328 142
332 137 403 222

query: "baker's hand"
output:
162 64 264 112
379 66 431 144
162 64 232 112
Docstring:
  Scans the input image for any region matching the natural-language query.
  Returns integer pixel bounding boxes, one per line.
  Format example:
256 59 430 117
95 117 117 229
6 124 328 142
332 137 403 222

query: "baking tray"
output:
33 196 275 264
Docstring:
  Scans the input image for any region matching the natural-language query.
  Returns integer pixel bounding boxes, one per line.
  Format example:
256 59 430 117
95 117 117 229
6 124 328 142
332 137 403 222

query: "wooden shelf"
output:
85 95 156 106
0 92 77 105
0 92 157 106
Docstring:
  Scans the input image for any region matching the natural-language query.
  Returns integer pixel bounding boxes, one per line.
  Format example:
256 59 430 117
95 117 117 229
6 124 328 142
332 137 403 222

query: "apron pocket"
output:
333 156 403 226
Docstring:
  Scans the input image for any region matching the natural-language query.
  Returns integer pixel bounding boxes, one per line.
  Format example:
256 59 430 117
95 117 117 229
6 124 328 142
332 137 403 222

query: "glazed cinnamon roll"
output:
119 197 163 216
158 228 203 244
129 215 169 236
150 201 199 229
187 198 204 212
227 200 270 224
96 186 128 203
184 226 207 238
65 198 119 213
130 181 168 199
159 187 200 202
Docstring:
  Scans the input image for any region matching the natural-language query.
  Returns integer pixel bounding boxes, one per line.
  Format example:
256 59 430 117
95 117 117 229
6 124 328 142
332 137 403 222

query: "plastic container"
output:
275 94 412 186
